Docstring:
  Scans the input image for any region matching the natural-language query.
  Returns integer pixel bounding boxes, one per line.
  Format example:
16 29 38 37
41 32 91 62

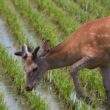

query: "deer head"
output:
14 40 52 91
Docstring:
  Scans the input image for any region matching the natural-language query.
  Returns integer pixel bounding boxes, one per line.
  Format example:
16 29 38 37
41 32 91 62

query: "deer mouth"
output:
25 81 38 91
25 86 33 91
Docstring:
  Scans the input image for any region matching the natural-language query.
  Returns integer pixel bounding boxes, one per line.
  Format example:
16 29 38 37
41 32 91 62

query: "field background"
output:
0 0 109 110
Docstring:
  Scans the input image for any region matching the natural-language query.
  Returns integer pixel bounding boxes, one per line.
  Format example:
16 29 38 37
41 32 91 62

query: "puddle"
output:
36 83 66 110
0 19 17 59
0 68 29 110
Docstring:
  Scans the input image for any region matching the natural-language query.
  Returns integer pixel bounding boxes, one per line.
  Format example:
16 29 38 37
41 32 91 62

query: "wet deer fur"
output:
15 17 110 104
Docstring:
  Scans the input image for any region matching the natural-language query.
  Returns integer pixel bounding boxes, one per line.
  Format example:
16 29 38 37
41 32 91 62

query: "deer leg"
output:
100 65 110 103
70 57 92 103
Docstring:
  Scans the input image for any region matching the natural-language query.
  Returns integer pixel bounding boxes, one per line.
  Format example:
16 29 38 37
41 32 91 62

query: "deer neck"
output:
45 40 80 70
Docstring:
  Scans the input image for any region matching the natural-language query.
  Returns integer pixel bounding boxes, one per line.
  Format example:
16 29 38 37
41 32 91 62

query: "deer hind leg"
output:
100 65 110 103
70 56 94 104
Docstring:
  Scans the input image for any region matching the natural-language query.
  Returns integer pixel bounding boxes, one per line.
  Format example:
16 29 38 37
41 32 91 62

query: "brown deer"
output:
15 17 110 103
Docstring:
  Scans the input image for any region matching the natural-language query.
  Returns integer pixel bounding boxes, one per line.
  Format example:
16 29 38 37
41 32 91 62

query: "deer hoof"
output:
77 93 92 104
85 96 92 104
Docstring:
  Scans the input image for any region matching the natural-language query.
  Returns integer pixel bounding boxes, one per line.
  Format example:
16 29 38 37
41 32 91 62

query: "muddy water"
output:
0 70 28 110
36 83 66 110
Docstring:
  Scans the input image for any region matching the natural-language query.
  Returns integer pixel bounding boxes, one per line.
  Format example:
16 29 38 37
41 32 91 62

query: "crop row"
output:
0 0 31 46
8 0 104 108
32 0 79 34
12 0 64 46
94 0 110 10
0 93 7 110
53 0 95 23
73 0 109 18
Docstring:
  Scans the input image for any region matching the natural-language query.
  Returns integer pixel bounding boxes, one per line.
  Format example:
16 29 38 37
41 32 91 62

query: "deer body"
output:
46 17 110 70
15 17 110 104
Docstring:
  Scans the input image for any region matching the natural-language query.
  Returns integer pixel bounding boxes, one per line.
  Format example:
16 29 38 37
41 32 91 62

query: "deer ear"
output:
14 51 22 56
42 40 52 52
32 46 40 59
14 44 31 57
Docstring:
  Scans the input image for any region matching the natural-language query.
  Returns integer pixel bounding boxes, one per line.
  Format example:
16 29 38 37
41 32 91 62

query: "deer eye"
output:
23 54 27 59
33 67 38 72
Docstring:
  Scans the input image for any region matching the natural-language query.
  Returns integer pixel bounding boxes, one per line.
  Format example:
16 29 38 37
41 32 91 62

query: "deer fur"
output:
15 17 110 104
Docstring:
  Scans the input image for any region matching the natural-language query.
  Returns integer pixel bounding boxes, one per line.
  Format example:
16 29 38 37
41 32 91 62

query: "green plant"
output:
53 0 95 23
32 0 79 34
73 0 109 18
0 93 7 110
12 0 64 45
0 0 31 46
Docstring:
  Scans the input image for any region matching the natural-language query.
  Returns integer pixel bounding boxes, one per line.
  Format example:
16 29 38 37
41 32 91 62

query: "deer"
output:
15 16 110 104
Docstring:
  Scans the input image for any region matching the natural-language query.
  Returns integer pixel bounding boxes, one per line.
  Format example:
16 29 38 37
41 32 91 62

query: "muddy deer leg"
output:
70 57 92 103
100 65 110 103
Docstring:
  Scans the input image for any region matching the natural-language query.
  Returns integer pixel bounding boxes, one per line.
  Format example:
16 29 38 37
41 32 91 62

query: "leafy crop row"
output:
0 0 31 46
32 0 79 34
0 93 7 110
94 0 110 10
53 0 95 23
73 0 109 18
12 0 64 45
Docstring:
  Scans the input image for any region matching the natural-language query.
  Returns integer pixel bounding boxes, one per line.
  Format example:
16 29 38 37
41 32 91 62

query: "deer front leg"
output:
70 57 92 104
100 65 110 103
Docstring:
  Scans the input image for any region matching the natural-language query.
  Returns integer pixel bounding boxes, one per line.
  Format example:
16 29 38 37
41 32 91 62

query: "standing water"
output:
36 83 66 110
0 19 17 59
0 70 28 110
0 19 29 110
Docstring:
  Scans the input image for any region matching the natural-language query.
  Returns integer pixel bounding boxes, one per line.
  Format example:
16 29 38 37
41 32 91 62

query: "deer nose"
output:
25 86 33 91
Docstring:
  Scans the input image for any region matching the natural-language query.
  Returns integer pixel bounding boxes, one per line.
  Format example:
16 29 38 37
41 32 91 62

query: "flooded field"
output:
0 0 110 110
0 69 28 110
